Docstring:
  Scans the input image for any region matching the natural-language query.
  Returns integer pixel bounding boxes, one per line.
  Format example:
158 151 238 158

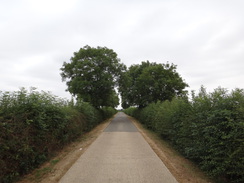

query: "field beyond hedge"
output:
0 88 117 183
124 87 244 183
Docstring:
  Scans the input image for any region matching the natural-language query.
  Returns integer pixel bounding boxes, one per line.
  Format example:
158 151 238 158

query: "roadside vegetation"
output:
0 88 116 183
1 45 122 183
1 45 243 183
124 86 244 183
121 58 243 183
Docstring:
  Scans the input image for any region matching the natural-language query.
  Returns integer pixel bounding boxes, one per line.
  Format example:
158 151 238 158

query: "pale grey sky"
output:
1 0 244 99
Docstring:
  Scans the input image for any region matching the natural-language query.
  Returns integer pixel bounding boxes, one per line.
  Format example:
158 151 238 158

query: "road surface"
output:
59 112 178 183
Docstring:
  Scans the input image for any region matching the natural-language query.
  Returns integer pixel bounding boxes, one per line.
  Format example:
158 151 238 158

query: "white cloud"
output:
0 0 244 100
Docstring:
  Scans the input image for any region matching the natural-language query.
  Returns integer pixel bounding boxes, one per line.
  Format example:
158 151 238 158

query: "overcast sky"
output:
1 0 244 100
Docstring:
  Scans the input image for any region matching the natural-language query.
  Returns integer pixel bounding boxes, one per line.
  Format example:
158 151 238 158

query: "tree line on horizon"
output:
60 45 188 109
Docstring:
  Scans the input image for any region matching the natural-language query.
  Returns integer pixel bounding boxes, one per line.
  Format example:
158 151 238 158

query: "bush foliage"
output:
124 87 244 183
0 88 116 183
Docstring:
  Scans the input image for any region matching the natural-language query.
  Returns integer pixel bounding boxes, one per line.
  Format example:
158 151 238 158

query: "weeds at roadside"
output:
34 159 59 182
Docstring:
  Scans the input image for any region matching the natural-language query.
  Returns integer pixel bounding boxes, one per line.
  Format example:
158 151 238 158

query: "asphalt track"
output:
59 112 178 183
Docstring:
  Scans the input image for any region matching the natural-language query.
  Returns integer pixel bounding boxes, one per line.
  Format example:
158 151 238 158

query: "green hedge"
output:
124 87 244 183
0 88 116 183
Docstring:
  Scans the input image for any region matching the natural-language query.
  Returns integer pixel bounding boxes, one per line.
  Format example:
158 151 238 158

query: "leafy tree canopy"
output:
119 61 188 108
60 45 125 108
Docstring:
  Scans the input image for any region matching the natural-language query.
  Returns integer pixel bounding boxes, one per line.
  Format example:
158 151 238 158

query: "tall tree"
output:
60 45 125 108
119 61 188 108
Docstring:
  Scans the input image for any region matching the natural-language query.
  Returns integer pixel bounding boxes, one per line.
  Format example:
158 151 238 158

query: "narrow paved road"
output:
59 112 178 183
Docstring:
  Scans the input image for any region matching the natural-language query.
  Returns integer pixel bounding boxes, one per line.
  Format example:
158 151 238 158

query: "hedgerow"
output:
124 87 244 183
0 88 116 183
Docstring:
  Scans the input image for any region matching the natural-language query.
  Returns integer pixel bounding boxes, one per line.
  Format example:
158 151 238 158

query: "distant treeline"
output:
0 88 117 183
124 86 244 183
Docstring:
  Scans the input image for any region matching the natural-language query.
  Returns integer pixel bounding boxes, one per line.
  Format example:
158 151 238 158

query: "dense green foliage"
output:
0 88 116 183
3 43 242 183
119 61 188 108
124 87 244 183
60 45 125 108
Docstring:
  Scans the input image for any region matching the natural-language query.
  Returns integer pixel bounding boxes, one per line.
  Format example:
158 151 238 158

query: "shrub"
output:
100 107 117 119
190 87 244 182
75 100 102 132
0 88 115 183
126 87 244 183
123 107 139 117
